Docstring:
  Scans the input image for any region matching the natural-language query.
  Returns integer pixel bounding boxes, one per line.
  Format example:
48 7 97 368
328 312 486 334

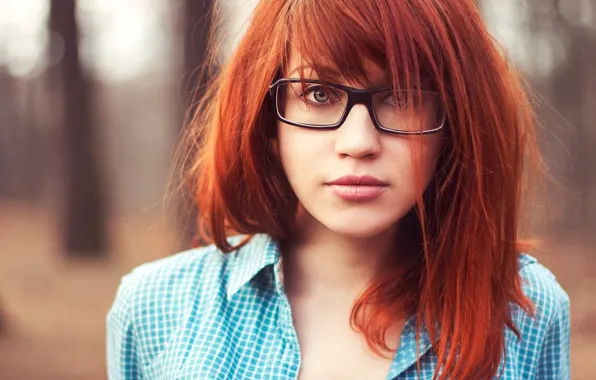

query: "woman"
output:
107 0 570 379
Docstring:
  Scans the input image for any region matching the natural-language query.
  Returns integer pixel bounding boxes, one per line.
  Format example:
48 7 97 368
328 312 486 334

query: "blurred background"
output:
0 0 594 378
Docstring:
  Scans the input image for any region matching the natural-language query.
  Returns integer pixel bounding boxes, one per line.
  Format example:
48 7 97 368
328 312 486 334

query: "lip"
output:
327 175 388 186
326 175 388 201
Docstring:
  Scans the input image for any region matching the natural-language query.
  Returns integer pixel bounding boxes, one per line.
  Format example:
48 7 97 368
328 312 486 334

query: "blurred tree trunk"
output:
179 0 214 247
526 0 596 236
0 71 18 197
50 0 107 257
184 0 213 118
547 0 596 232
551 26 596 230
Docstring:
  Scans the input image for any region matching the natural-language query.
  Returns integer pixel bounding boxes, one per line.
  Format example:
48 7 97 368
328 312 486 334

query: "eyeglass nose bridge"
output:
339 89 381 131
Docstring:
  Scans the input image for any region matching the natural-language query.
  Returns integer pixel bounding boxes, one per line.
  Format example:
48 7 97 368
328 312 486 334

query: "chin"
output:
296 197 413 239
319 214 399 239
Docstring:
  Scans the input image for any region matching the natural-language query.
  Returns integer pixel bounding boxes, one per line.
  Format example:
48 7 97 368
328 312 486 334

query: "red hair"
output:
182 0 541 378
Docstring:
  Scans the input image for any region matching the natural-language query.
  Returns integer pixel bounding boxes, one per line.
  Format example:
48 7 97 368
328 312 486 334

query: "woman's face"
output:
275 52 443 238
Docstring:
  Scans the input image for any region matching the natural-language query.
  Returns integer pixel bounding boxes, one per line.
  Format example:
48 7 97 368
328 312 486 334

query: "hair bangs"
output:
284 0 444 92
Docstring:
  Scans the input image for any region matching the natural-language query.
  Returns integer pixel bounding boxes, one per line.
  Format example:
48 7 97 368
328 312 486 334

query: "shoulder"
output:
507 253 571 375
121 243 223 298
115 235 250 316
107 235 250 368
517 253 570 328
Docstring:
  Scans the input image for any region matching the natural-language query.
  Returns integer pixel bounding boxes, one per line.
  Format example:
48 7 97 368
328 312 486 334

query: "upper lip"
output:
327 175 388 186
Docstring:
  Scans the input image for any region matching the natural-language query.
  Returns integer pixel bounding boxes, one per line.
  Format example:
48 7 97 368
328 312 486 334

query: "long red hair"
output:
181 0 541 378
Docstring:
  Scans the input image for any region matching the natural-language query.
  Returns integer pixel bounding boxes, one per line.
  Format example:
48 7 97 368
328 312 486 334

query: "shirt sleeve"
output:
107 274 142 380
535 286 571 380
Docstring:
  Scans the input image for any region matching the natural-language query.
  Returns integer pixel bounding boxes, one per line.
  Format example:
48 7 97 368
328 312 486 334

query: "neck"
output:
281 209 399 301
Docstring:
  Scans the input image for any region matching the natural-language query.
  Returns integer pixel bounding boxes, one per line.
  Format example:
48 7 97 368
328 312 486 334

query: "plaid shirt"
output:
107 234 570 379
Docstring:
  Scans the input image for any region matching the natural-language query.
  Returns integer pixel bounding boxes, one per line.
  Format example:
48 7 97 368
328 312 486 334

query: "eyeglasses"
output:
269 79 446 135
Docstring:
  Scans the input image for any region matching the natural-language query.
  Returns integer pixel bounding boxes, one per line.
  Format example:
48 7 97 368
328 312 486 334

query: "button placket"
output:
273 257 302 378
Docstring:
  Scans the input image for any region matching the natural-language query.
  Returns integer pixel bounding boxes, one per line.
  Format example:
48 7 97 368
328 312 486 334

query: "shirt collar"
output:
388 316 435 378
226 233 281 300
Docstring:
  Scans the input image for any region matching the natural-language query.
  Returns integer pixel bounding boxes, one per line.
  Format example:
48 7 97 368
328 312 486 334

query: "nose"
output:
334 104 381 158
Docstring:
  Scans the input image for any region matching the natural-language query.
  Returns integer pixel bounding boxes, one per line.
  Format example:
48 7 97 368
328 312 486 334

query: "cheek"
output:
407 134 443 189
413 134 441 166
277 125 300 172
389 134 442 196
277 122 331 155
276 124 323 187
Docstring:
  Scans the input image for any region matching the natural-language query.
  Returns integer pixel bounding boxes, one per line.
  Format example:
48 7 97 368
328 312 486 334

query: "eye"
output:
302 86 341 104
381 92 409 108
302 86 330 103
311 89 328 103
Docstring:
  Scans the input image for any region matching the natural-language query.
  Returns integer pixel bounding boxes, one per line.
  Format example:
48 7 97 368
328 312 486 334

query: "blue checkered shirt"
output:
106 234 570 379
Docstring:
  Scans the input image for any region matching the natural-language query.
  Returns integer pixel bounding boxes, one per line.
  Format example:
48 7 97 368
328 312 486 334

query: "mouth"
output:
327 175 389 186
326 175 388 201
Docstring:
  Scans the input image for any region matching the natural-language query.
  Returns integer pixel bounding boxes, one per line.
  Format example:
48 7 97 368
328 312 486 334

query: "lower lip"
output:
327 185 387 201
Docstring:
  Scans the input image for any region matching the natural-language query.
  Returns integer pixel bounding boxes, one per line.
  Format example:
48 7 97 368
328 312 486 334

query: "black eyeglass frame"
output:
268 78 446 135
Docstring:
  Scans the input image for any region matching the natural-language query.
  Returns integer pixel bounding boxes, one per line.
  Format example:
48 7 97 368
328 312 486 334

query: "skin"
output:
273 51 443 379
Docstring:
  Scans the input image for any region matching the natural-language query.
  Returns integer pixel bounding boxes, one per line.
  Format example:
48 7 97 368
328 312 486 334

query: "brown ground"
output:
0 201 594 379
